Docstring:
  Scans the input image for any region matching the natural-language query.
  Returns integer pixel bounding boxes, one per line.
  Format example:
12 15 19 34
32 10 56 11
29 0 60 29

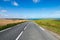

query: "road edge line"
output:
33 22 45 31
33 22 60 40
0 22 26 32
0 27 12 32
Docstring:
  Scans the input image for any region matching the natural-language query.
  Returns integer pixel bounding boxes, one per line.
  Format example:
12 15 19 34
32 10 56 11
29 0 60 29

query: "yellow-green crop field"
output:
34 19 60 35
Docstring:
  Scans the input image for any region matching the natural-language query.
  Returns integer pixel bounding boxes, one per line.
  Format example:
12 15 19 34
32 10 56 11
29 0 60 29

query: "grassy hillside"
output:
34 19 60 35
0 20 26 26
0 20 27 31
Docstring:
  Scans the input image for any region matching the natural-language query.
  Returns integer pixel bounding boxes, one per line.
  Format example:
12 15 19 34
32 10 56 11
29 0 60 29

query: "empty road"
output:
0 22 59 40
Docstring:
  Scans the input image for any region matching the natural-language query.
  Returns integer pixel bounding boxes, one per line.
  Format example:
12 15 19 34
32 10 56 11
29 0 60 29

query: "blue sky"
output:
0 0 60 18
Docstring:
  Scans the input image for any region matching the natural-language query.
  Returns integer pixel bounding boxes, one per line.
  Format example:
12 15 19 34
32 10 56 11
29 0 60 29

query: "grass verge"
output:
33 19 60 35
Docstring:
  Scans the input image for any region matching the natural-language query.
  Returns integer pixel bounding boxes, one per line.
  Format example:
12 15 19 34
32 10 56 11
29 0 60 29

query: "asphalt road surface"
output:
0 22 59 40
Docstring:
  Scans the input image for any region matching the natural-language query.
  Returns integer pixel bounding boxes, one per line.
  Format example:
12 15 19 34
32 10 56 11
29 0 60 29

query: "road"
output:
0 22 59 40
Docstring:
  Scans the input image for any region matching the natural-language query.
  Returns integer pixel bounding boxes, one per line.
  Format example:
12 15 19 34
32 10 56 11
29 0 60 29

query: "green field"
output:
34 19 60 35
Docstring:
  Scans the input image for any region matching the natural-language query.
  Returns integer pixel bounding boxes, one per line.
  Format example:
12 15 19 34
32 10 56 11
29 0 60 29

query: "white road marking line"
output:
33 22 45 31
24 26 27 30
15 23 29 40
40 27 45 31
16 31 23 40
24 24 29 30
0 28 12 32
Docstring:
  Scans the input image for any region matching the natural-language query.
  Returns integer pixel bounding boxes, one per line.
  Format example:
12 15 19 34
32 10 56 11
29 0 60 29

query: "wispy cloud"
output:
3 0 10 2
13 1 19 6
49 11 60 18
33 0 40 3
0 10 8 18
0 10 7 13
3 0 19 6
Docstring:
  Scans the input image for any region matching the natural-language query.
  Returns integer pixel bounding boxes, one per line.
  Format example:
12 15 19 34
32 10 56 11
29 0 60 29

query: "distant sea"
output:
0 18 60 20
27 18 60 20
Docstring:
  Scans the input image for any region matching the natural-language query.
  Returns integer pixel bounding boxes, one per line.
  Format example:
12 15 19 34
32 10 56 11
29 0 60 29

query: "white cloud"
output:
0 10 7 13
13 1 19 6
33 0 40 3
